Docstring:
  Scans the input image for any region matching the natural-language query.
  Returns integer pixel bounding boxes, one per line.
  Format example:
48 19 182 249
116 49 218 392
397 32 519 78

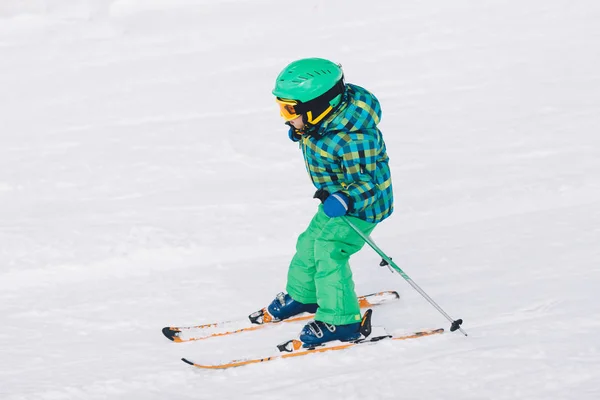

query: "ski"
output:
162 290 399 343
181 327 444 369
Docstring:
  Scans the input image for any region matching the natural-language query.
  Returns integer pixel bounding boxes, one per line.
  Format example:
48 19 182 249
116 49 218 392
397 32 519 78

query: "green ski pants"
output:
286 205 377 325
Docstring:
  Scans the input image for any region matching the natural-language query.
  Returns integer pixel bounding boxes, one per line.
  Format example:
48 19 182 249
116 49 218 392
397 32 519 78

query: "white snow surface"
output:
1 0 600 399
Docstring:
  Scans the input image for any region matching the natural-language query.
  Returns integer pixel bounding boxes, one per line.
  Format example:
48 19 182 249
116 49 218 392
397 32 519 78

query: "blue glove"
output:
323 192 351 218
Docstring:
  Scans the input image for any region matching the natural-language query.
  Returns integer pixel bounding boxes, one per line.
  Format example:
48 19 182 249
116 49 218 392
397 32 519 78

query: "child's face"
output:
289 115 305 131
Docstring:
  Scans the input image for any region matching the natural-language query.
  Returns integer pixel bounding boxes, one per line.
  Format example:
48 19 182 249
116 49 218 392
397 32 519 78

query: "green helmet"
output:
273 58 343 102
273 58 345 126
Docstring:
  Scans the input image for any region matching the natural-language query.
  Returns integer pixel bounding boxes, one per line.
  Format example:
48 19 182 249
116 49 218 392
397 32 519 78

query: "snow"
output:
1 0 600 399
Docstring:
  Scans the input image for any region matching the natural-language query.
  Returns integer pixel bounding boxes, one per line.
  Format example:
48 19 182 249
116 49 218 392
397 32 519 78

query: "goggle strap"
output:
295 78 345 115
306 106 333 125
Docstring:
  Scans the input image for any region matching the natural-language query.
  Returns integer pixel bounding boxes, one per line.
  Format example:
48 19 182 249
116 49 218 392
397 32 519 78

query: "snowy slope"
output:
1 1 600 399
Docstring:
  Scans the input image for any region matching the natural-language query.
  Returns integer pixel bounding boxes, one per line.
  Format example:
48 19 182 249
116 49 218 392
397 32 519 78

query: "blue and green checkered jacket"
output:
299 84 394 223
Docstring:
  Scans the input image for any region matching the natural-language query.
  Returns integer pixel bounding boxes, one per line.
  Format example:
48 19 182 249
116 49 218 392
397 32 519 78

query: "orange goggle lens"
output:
276 98 300 121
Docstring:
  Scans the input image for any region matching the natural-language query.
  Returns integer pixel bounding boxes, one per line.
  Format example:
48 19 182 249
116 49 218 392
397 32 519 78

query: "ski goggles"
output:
276 98 301 121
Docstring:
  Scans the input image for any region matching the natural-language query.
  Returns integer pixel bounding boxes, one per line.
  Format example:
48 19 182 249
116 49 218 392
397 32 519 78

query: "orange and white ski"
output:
181 328 444 369
162 290 399 343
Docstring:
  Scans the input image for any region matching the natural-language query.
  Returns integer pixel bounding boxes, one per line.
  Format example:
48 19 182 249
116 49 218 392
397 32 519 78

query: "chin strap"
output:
298 122 324 140
287 123 323 142
287 124 302 142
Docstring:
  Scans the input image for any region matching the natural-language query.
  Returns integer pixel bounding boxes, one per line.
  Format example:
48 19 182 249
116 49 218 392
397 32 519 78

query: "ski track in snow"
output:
1 0 600 399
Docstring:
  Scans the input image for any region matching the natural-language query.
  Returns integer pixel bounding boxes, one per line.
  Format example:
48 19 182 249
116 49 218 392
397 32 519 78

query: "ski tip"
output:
181 358 195 366
390 328 445 341
162 327 180 342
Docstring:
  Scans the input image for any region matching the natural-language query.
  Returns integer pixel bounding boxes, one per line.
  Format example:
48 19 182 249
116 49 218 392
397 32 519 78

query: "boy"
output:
251 58 393 346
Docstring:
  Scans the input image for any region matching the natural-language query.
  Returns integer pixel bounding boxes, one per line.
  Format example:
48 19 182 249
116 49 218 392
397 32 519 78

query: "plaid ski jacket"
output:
298 84 394 223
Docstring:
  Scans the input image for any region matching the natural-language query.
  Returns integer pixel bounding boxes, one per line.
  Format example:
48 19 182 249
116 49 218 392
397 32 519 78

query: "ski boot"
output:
248 292 318 325
298 320 361 347
299 309 374 347
277 309 374 351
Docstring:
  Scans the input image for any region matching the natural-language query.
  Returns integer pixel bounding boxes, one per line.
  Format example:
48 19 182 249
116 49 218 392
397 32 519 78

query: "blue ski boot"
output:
299 320 361 347
277 309 374 352
248 292 317 325
297 309 374 347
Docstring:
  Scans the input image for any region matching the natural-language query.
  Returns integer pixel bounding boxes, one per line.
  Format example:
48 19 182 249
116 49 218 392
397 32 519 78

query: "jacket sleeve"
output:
337 134 380 212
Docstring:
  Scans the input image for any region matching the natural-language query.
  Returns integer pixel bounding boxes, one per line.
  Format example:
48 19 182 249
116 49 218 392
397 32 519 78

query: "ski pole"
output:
341 216 467 336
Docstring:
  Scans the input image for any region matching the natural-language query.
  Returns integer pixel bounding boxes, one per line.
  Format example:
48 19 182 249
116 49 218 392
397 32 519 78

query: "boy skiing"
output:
253 58 394 347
